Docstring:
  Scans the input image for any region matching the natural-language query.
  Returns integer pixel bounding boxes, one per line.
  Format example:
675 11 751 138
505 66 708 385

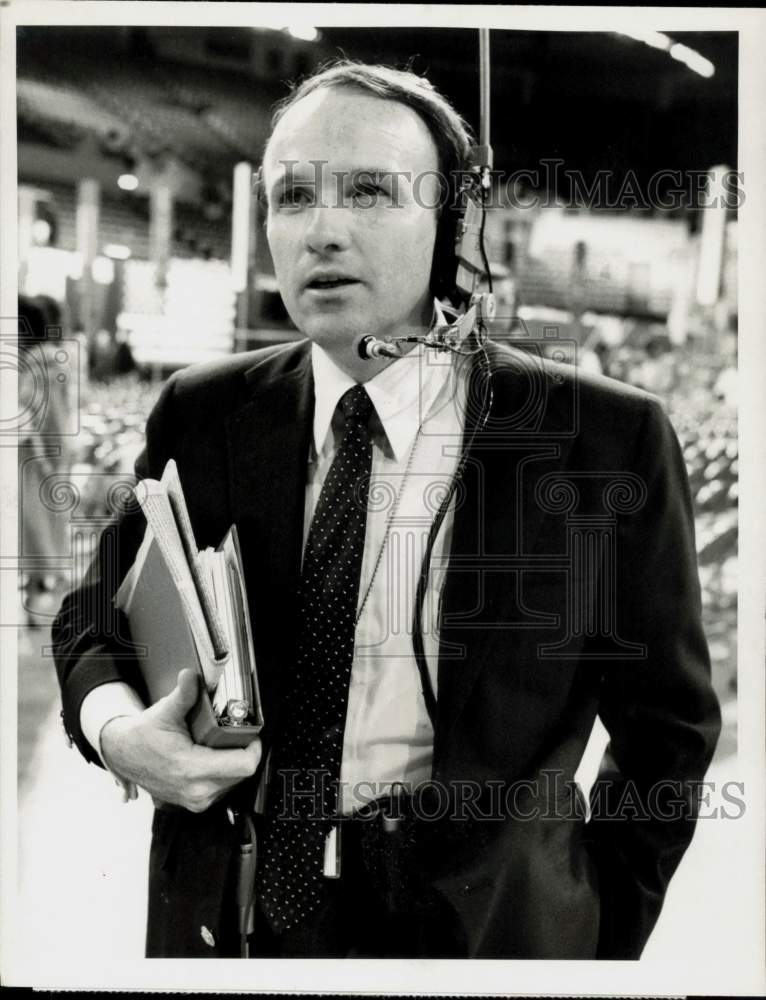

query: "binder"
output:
115 461 263 748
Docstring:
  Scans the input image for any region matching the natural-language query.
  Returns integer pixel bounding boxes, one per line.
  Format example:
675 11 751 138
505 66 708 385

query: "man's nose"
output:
304 204 352 254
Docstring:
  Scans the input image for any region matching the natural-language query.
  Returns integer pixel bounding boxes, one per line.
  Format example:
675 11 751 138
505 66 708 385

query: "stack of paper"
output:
115 459 263 747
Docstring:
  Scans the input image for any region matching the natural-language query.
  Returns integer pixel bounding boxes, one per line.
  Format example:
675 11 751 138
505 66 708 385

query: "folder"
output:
115 460 263 748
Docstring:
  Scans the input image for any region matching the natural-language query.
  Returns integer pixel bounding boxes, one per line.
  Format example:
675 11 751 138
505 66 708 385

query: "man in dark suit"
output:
52 61 720 960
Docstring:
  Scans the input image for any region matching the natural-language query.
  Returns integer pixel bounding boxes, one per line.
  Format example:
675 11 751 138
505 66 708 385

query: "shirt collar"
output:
311 299 454 464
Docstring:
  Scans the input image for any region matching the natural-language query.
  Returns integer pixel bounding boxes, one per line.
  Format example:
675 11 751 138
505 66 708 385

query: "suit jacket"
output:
52 337 721 959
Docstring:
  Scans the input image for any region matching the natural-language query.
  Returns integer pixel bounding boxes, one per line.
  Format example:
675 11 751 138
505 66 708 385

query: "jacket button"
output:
200 925 216 948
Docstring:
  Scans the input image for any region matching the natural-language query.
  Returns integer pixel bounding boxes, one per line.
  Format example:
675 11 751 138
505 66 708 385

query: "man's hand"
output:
99 668 262 813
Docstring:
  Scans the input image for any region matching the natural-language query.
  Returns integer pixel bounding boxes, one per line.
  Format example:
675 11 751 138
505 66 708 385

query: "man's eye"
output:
351 183 385 204
278 188 315 208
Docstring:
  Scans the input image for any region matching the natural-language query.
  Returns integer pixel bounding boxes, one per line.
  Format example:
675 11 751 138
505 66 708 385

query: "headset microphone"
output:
362 28 495 362
358 335 402 361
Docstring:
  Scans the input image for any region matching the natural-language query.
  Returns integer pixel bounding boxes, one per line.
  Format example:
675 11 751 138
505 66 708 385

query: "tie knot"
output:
339 385 373 425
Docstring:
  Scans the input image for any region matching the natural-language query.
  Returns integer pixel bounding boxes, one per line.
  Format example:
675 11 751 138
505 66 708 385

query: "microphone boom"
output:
358 335 403 360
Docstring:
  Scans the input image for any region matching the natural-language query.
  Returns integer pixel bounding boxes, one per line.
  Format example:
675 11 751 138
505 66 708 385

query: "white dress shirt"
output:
80 311 468 815
308 335 467 812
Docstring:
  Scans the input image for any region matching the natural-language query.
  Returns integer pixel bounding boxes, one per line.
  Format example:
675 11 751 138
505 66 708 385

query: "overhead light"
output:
103 243 132 260
670 42 715 79
118 173 139 191
615 30 715 78
619 29 671 51
283 25 319 42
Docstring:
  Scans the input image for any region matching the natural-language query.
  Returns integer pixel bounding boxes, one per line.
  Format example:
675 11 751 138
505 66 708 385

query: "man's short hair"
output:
266 59 475 301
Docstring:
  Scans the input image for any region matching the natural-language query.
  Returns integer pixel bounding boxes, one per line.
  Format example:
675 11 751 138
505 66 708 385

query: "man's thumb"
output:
158 668 200 722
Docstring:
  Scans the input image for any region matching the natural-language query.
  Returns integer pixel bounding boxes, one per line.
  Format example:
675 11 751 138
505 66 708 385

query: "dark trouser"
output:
251 809 467 958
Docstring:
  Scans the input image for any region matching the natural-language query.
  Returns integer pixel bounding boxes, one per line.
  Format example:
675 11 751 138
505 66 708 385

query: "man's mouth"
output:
305 276 359 291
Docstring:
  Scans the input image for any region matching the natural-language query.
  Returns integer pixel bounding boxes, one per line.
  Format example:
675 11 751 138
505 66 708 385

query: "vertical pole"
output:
696 164 729 308
479 29 491 151
149 170 173 291
76 178 100 361
231 161 255 349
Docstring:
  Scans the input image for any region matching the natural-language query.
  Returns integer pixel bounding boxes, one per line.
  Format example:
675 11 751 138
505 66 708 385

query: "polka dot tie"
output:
257 385 374 934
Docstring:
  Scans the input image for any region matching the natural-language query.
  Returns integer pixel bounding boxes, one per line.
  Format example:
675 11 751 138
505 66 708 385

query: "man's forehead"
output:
263 86 439 180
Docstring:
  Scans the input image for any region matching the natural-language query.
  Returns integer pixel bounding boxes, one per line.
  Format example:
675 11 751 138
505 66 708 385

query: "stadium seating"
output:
17 78 126 140
17 33 270 174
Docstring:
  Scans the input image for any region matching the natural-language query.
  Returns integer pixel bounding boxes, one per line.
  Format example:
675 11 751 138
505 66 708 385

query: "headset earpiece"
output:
429 161 466 305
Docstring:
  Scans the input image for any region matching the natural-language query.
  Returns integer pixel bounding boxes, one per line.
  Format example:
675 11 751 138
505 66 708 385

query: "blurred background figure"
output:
17 294 74 617
568 239 589 342
713 320 738 407
578 328 607 376
634 332 676 394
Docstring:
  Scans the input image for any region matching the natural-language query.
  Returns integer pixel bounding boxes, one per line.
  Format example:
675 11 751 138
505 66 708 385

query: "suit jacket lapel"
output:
433 342 577 767
224 342 314 744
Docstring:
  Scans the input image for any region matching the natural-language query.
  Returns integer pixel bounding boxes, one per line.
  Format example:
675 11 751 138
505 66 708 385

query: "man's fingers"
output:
190 739 262 782
239 738 263 774
154 668 199 725
120 781 138 803
106 700 261 812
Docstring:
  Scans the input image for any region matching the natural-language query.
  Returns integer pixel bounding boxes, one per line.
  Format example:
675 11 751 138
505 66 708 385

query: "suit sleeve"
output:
587 396 722 959
51 372 180 766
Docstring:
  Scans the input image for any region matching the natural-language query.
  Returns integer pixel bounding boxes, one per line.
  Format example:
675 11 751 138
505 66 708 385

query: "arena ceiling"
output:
17 25 738 192
319 27 738 183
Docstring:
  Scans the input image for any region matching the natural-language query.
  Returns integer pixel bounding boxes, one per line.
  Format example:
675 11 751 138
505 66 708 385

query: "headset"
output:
253 34 495 362
359 28 495 362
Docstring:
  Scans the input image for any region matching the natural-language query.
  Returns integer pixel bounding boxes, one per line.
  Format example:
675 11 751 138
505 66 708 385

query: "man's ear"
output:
253 165 267 208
